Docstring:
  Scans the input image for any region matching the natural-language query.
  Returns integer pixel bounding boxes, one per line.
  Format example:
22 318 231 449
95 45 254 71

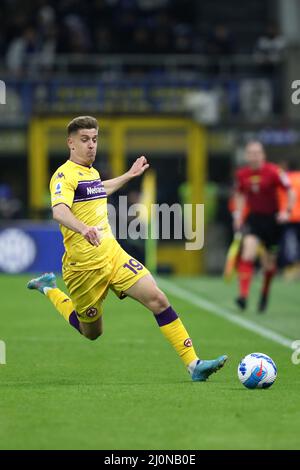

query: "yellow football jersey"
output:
50 159 116 271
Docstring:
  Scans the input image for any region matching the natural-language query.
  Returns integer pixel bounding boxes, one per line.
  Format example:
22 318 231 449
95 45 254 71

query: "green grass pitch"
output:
0 274 299 450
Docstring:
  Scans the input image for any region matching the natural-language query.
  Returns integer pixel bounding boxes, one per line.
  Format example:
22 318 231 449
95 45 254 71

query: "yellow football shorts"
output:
63 243 149 323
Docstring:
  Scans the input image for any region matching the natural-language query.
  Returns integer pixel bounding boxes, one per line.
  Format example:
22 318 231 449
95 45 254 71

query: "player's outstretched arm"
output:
103 156 149 196
277 187 296 223
52 203 100 246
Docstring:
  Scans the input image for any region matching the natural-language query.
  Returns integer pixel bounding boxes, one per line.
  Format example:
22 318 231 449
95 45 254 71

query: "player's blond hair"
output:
67 116 99 135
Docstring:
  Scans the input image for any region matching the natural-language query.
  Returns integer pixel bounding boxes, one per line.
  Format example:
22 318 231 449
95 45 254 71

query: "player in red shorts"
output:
233 141 294 312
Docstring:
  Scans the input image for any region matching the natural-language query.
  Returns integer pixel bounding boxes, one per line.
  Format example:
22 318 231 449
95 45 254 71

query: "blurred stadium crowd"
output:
0 0 286 77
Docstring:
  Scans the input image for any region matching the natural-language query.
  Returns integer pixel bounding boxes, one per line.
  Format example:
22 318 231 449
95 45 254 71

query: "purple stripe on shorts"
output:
69 311 82 334
154 306 178 327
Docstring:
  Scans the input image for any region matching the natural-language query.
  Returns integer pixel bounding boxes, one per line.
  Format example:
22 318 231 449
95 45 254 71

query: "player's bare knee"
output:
150 289 169 313
80 320 103 340
242 252 256 262
242 235 258 261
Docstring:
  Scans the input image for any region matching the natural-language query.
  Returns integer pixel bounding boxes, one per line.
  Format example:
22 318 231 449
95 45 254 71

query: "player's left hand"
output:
276 210 290 224
127 156 149 178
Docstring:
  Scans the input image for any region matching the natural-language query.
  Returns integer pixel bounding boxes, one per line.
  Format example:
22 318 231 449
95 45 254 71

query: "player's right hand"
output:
81 226 101 246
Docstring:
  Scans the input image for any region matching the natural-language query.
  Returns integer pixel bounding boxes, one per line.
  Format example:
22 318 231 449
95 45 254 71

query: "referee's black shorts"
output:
244 213 281 251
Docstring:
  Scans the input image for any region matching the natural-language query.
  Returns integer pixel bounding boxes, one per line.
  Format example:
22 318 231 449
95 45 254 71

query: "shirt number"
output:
123 258 144 275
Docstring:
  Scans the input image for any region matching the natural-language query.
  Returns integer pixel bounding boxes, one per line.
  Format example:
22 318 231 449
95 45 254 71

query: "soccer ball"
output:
238 352 277 389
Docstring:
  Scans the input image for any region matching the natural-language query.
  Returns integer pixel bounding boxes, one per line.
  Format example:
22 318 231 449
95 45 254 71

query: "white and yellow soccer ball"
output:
238 352 277 389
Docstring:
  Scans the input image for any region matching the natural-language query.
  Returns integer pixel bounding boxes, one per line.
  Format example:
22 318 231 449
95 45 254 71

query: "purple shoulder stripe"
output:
74 179 107 203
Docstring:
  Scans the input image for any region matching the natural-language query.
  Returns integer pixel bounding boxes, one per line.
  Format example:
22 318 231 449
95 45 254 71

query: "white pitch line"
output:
158 278 294 350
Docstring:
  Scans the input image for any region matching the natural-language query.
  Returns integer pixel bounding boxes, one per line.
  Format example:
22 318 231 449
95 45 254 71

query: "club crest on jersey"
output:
184 338 193 347
249 176 260 193
86 307 98 318
55 172 65 179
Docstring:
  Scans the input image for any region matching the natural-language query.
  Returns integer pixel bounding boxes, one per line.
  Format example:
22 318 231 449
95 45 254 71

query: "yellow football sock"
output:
155 307 198 367
46 288 74 322
45 288 81 333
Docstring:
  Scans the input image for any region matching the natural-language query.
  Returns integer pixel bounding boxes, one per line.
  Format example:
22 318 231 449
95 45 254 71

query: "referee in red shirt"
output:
233 141 294 312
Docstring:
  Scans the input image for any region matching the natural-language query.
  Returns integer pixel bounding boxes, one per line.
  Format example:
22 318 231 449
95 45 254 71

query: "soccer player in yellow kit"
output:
28 116 227 381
